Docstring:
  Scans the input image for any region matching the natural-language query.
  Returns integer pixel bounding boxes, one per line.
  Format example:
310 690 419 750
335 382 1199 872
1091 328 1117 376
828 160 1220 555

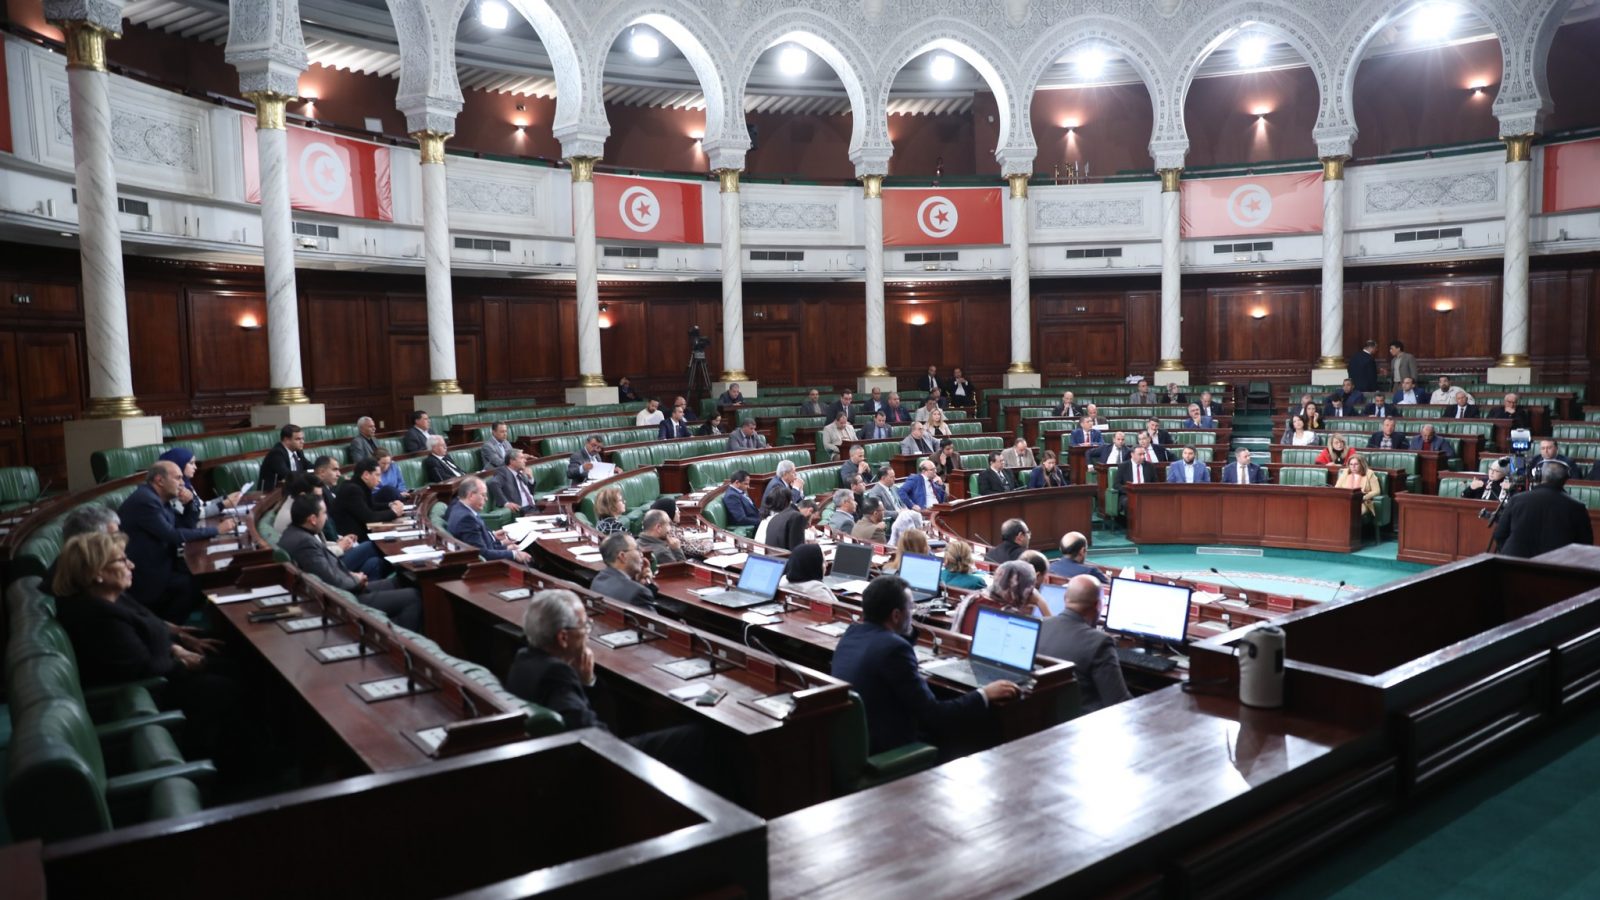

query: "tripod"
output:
684 351 712 405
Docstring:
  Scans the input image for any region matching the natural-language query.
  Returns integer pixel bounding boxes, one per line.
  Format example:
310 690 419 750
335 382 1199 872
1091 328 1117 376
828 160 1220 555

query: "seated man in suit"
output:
824 389 857 424
852 497 888 542
1367 416 1409 450
727 419 769 451
723 470 761 527
637 509 688 566
1166 446 1212 483
444 476 531 564
1128 378 1155 404
487 448 540 516
480 421 514 469
839 444 872 488
258 423 309 492
617 376 641 403
913 393 946 423
635 398 664 428
827 490 858 533
1182 404 1215 429
1002 438 1036 470
1080 403 1106 429
822 410 857 461
567 435 606 485
1136 432 1170 464
1116 447 1161 491
976 451 1018 496
1431 376 1474 406
659 404 693 439
762 460 806 509
883 392 910 424
1160 382 1186 405
281 494 422 629
1052 390 1080 418
347 416 381 465
402 410 432 453
866 465 905 518
1143 418 1174 449
1392 377 1425 405
1490 392 1532 430
1047 532 1109 584
1534 439 1576 476
898 458 947 514
767 496 815 551
796 389 826 417
1323 395 1354 419
863 387 888 416
716 383 745 407
1069 419 1104 447
333 459 405 540
119 461 223 623
1221 447 1267 484
1037 575 1131 713
591 532 685 618
1194 391 1222 419
1410 423 1454 461
1089 431 1130 466
1445 389 1479 419
1365 395 1395 419
947 367 975 408
919 365 944 397
863 410 894 440
669 395 698 422
1328 378 1366 411
898 421 938 457
832 576 1018 754
422 435 467 483
983 518 1030 564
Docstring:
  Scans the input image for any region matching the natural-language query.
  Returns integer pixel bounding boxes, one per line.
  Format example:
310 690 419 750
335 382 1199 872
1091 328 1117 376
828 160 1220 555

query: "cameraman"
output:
1492 460 1593 557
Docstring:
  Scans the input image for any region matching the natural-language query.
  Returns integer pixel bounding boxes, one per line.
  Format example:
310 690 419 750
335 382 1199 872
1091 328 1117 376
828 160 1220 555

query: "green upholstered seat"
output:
1278 466 1330 487
160 421 205 438
1437 477 1473 499
576 471 662 533
91 444 172 483
397 459 426 490
1278 448 1322 466
233 430 279 453
829 691 938 795
1363 450 1421 492
1170 431 1216 445
0 466 43 511
209 459 263 497
684 449 812 491
1568 485 1600 510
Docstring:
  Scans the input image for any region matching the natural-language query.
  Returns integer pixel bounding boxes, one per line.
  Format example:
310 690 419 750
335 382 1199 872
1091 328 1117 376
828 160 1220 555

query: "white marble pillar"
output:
1311 156 1349 387
1491 135 1534 383
565 157 612 405
409 131 473 416
57 19 163 489
858 174 893 393
1157 168 1188 384
711 169 757 398
1003 174 1040 388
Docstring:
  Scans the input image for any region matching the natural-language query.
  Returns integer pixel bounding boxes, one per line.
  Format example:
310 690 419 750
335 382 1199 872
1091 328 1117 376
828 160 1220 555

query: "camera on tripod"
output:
688 325 710 358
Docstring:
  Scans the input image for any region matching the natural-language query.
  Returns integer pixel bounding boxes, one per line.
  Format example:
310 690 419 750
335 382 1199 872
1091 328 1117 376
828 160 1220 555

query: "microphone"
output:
1207 567 1263 607
742 625 812 693
1329 579 1348 603
970 531 990 547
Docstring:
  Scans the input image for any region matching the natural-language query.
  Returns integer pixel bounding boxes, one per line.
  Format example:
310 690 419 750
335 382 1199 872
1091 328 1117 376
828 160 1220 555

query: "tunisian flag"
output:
1542 138 1600 213
239 116 393 221
884 188 1003 245
592 174 704 243
1180 171 1322 238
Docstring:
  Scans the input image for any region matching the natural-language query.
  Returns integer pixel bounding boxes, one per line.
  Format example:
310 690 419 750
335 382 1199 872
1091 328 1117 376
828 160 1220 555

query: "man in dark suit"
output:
1348 340 1380 393
882 393 910 424
119 461 229 623
658 405 693 439
257 424 309 492
1221 448 1267 484
1534 439 1576 476
281 494 422 629
823 390 857 425
1323 395 1354 419
863 387 888 416
1143 418 1174 449
723 471 761 527
830 576 1017 754
864 410 894 440
1136 433 1170 464
567 435 606 485
1366 416 1409 450
1409 424 1454 462
766 496 815 551
1052 391 1081 418
1489 393 1532 430
347 416 380 465
590 533 684 618
976 451 1017 496
1069 422 1104 447
1445 390 1479 419
1116 448 1160 489
947 367 975 408
401 410 432 454
1493 461 1593 557
332 460 403 540
444 477 530 564
422 436 466 483
983 518 1030 564
1193 391 1222 419
1365 396 1395 419
839 445 872 488
919 365 945 397
487 449 540 516
1047 532 1109 583
1037 575 1131 712
1328 378 1366 413
795 389 826 417
1089 432 1129 466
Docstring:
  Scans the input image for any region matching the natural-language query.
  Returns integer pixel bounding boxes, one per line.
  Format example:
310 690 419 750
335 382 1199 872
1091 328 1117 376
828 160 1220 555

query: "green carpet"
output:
1281 701 1600 898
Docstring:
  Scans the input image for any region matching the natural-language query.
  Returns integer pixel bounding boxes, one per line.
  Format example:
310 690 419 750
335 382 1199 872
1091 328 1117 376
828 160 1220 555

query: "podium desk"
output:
928 485 1097 555
1397 492 1600 564
1125 483 1363 553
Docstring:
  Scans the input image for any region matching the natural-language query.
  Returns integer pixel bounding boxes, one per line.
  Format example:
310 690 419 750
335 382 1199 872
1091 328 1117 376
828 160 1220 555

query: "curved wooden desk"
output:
928 485 1097 554
1124 483 1363 553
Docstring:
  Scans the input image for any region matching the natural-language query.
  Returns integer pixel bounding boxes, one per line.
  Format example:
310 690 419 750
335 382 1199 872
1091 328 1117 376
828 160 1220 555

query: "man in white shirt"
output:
1430 376 1473 406
635 398 664 427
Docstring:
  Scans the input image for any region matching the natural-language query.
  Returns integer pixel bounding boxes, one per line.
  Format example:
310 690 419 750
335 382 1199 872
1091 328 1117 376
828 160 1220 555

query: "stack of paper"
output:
703 552 749 569
208 585 290 605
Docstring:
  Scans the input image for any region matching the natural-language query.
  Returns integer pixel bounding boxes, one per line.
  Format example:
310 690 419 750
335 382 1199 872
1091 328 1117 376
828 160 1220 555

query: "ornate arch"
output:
727 12 874 165
873 23 1028 174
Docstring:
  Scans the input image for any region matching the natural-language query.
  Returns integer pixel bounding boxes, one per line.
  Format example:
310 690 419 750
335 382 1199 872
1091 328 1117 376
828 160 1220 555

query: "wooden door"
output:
747 333 797 387
18 330 85 483
1079 323 1126 374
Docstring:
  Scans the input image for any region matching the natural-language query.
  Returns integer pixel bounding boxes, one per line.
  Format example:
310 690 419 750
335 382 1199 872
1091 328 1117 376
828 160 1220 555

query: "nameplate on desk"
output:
208 585 290 605
806 621 850 638
310 642 368 663
279 616 334 633
205 542 241 555
741 612 781 625
744 692 797 721
253 592 295 608
540 530 581 540
596 628 642 649
375 529 425 541
353 675 436 702
655 657 715 680
496 587 532 602
668 684 725 705
385 550 444 565
413 726 448 752
571 551 603 563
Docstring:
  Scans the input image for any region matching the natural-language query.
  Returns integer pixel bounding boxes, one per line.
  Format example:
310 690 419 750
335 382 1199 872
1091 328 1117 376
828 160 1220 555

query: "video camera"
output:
688 325 711 358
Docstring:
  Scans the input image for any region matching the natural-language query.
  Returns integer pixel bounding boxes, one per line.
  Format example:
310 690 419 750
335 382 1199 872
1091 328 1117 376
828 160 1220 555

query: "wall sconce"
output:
238 313 262 331
1433 298 1455 313
598 303 613 329
1249 307 1268 319
909 313 928 327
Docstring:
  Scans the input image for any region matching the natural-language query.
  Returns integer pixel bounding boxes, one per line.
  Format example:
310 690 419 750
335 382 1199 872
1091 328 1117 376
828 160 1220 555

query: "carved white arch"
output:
728 13 874 165
499 0 587 137
873 25 1027 174
387 0 467 132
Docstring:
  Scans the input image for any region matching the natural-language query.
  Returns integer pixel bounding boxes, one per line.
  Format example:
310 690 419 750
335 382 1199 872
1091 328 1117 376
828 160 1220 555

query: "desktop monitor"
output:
898 552 943 594
736 554 786 597
1104 577 1192 645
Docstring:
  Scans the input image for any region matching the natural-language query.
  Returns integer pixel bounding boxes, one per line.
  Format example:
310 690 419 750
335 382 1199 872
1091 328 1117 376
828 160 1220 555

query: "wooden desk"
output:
1396 492 1600 564
1125 483 1363 553
927 485 1096 555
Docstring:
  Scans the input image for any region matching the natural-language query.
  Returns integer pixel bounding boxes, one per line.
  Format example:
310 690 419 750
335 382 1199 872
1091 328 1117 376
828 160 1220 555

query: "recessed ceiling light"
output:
1074 47 1108 81
778 46 808 77
478 1 508 30
629 30 660 59
1411 3 1459 43
1236 34 1269 69
930 54 957 82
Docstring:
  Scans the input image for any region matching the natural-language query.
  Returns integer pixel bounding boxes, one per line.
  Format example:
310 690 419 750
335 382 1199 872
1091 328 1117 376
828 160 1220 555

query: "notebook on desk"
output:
699 554 786 609
923 608 1039 689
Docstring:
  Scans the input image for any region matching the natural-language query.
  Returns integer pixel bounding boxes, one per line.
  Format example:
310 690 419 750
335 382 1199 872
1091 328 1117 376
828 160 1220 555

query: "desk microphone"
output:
1207 567 1264 607
741 625 811 692
970 531 990 546
1329 579 1348 603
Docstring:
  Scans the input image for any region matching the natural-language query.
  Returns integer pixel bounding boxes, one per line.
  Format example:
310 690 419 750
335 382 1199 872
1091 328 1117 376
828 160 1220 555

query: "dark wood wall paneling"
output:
2 242 1599 482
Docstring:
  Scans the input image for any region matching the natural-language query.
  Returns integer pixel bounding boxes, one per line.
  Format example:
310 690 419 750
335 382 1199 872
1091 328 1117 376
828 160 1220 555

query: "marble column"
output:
1311 156 1349 387
566 157 612 404
1492 135 1534 383
858 174 893 394
410 131 474 416
246 92 323 426
1157 168 1188 383
711 168 756 398
1003 173 1040 388
55 18 163 488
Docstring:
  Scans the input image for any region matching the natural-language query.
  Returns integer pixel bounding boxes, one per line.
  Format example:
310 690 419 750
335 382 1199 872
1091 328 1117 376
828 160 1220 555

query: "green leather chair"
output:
0 466 43 511
829 691 938 796
161 421 205 439
1278 466 1330 487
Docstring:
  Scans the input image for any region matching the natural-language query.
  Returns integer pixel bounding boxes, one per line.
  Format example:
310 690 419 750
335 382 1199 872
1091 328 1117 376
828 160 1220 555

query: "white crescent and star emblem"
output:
1226 183 1273 229
298 142 347 204
618 185 662 233
916 195 959 239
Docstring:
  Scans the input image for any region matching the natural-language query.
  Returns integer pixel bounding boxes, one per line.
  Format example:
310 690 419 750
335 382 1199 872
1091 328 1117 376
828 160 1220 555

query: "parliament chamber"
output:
5 0 1600 896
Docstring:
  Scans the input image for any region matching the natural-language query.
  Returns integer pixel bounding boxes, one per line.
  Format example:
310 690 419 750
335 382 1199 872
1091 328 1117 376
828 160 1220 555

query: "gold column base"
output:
85 395 144 419
266 386 310 405
578 373 607 388
1495 353 1530 367
719 371 750 382
1316 356 1347 369
863 366 890 377
427 379 463 395
1156 358 1185 372
1006 361 1037 374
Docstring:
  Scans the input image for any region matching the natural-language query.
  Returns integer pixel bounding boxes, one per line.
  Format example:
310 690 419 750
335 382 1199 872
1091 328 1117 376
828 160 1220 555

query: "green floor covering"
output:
1280 700 1600 898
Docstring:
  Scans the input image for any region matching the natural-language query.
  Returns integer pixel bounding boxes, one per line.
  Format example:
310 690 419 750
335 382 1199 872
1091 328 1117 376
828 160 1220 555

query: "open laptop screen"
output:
737 555 786 597
1038 584 1067 617
899 552 943 593
970 608 1040 671
830 543 873 578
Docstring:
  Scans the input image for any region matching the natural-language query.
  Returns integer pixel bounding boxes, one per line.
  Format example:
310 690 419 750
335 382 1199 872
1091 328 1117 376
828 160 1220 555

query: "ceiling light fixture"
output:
629 29 660 59
930 54 957 82
1074 47 1108 81
1236 34 1269 69
1411 3 1460 43
778 45 809 77
478 1 508 30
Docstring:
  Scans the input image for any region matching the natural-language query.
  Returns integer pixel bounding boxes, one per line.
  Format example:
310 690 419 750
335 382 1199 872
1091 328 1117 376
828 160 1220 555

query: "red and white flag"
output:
1542 137 1600 213
883 188 1003 246
1180 171 1322 238
239 116 392 221
592 174 704 243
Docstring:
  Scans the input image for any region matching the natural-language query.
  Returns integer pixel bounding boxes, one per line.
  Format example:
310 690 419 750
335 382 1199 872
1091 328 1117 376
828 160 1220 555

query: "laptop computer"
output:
1039 583 1067 617
924 608 1040 689
899 552 944 602
699 554 787 609
823 542 874 591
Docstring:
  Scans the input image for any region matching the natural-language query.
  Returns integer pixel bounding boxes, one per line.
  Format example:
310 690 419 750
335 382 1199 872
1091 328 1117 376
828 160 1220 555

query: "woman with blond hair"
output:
939 538 987 591
1335 454 1384 533
593 487 628 535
